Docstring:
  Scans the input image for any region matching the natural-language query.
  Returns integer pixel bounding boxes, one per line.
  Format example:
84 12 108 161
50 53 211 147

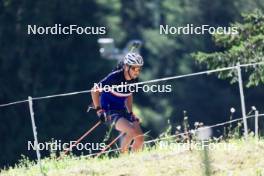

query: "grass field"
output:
1 138 264 176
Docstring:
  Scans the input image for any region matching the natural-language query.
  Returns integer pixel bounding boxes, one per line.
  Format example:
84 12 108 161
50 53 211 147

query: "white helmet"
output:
123 52 144 66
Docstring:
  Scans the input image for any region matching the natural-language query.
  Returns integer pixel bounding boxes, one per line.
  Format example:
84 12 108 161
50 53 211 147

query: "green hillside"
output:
1 138 264 176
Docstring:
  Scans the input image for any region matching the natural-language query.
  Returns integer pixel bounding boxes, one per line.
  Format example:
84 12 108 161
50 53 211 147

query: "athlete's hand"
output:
129 112 140 123
96 109 107 123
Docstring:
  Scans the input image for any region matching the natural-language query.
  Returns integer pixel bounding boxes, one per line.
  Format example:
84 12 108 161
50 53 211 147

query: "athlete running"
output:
91 52 144 153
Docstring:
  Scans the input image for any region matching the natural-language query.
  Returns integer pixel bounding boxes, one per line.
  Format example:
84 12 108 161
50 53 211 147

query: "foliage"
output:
194 10 264 87
1 138 264 176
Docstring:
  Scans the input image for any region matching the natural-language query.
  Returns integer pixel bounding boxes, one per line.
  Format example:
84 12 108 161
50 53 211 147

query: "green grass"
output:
1 138 264 176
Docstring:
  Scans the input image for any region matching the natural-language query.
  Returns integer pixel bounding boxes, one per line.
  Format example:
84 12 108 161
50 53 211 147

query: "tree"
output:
194 10 264 87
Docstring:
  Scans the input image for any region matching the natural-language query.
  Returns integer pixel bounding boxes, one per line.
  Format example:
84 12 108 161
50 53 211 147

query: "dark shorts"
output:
106 110 138 126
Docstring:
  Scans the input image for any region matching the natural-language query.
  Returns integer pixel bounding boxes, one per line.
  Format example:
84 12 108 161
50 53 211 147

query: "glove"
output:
129 112 140 123
96 108 107 123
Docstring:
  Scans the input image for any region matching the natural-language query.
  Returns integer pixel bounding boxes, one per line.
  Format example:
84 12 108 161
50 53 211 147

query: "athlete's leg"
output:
131 121 144 151
115 118 135 153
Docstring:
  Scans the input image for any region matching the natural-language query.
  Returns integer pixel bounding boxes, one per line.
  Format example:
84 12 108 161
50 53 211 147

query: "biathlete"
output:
91 52 144 153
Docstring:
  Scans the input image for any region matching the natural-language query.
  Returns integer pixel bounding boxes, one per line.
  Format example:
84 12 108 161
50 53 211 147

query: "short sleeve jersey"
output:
98 69 138 111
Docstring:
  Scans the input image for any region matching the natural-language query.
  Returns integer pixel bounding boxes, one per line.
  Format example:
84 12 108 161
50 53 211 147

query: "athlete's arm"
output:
91 86 101 109
92 72 116 109
126 94 133 113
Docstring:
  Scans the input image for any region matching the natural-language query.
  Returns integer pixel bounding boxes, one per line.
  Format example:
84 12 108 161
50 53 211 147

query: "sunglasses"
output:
130 66 142 72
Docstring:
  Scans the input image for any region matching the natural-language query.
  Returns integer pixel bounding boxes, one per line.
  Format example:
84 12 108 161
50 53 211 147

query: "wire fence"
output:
1 61 264 108
83 113 264 157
